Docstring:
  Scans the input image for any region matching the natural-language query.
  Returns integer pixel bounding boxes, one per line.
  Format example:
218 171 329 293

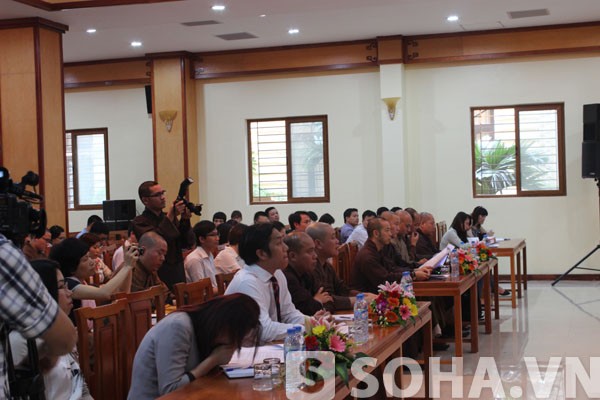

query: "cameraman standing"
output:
132 181 192 290
0 234 77 396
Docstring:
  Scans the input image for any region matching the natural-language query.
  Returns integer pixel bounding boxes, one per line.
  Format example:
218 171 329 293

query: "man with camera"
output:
132 181 192 290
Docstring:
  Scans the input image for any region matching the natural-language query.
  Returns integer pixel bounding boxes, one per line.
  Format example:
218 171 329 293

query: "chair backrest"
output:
436 220 447 246
215 271 238 296
75 298 129 400
112 285 166 390
173 278 214 308
335 243 351 283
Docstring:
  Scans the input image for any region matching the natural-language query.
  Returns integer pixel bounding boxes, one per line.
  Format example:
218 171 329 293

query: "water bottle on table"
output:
284 327 303 392
401 271 413 296
450 249 460 278
353 293 369 344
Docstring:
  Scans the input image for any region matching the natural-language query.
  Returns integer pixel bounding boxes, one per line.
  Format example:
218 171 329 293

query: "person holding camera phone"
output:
132 181 192 291
129 232 171 298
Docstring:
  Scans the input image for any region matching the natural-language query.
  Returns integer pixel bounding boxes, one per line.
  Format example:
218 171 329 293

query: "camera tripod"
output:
552 178 600 286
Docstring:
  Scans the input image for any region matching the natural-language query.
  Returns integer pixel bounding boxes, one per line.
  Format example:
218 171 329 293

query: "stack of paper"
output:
221 345 284 379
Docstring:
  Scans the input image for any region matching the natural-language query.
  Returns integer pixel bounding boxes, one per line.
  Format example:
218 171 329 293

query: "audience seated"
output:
212 211 227 227
307 211 318 222
439 211 472 249
9 259 93 400
253 211 270 224
307 222 374 311
376 206 389 217
50 237 135 324
230 210 243 223
128 294 260 399
288 211 311 232
184 221 219 294
415 212 439 260
351 218 430 294
49 225 66 246
76 215 102 238
339 208 358 244
318 213 335 225
395 210 423 265
112 223 137 271
345 209 376 248
130 232 170 298
217 222 233 251
22 229 50 261
80 233 113 283
283 232 331 315
265 206 279 223
215 223 247 274
224 223 308 343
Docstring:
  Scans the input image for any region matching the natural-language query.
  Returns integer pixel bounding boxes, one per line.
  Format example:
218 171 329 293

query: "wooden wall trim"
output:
59 20 600 85
193 40 378 80
403 21 600 64
64 59 150 89
34 25 45 201
0 17 68 34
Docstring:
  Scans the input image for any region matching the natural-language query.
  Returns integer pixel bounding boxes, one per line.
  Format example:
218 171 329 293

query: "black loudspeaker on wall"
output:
103 200 136 222
582 104 600 178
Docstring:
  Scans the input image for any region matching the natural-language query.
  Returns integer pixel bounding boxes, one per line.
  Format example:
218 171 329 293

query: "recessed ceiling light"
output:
212 5 225 11
447 15 459 22
288 28 299 35
259 14 266 18
130 41 142 47
86 28 96 34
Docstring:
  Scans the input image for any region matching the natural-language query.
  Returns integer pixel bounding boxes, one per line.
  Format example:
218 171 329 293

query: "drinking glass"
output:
253 363 273 391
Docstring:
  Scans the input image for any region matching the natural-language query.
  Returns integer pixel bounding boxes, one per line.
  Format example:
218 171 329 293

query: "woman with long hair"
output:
469 206 494 240
439 211 472 249
128 293 261 399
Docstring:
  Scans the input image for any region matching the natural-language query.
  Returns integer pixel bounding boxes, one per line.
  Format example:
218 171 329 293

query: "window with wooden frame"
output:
66 128 110 210
471 103 565 197
248 115 330 204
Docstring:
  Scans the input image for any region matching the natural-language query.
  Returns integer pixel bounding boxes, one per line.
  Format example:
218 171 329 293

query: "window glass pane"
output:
519 109 560 191
473 108 517 195
75 134 106 205
290 121 324 198
251 120 288 202
65 132 74 209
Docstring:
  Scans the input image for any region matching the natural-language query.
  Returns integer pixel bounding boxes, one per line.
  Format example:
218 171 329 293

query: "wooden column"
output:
0 18 68 230
148 52 199 213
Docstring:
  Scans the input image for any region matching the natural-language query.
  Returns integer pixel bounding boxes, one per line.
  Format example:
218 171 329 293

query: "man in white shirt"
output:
184 221 219 293
345 209 376 248
225 223 307 343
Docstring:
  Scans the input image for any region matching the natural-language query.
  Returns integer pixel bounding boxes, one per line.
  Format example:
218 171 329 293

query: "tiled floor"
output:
408 281 600 399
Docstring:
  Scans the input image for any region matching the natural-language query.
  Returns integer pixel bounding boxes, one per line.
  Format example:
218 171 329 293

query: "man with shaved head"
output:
283 232 332 315
415 212 439 260
130 231 169 295
306 223 374 312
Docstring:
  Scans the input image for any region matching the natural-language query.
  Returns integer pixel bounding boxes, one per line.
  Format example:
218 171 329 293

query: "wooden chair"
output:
347 241 359 271
215 271 238 295
75 298 129 400
436 220 447 247
335 243 351 283
173 278 214 308
112 285 166 390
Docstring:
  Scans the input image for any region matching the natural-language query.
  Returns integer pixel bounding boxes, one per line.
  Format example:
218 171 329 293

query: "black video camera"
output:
0 167 46 240
176 177 203 216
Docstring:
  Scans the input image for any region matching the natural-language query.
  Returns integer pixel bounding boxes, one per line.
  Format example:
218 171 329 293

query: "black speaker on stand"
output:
553 104 600 285
103 200 136 231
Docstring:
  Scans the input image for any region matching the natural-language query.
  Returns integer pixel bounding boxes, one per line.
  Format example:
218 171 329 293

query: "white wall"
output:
64 87 154 232
197 71 384 225
404 55 600 274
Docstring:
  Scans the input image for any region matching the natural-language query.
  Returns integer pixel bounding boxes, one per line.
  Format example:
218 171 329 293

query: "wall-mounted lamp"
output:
158 110 177 132
382 97 401 120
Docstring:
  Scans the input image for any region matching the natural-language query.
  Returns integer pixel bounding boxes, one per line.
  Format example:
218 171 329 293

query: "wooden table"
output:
159 302 433 400
492 238 527 308
412 260 494 358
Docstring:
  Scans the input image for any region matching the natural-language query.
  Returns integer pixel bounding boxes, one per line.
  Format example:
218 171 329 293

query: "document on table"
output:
221 344 284 378
422 244 454 268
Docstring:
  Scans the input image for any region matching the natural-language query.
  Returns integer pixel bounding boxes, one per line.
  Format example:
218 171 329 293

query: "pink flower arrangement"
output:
457 248 480 275
369 281 418 327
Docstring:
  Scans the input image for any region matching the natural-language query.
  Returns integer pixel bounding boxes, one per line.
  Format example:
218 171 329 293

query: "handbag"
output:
2 325 46 400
